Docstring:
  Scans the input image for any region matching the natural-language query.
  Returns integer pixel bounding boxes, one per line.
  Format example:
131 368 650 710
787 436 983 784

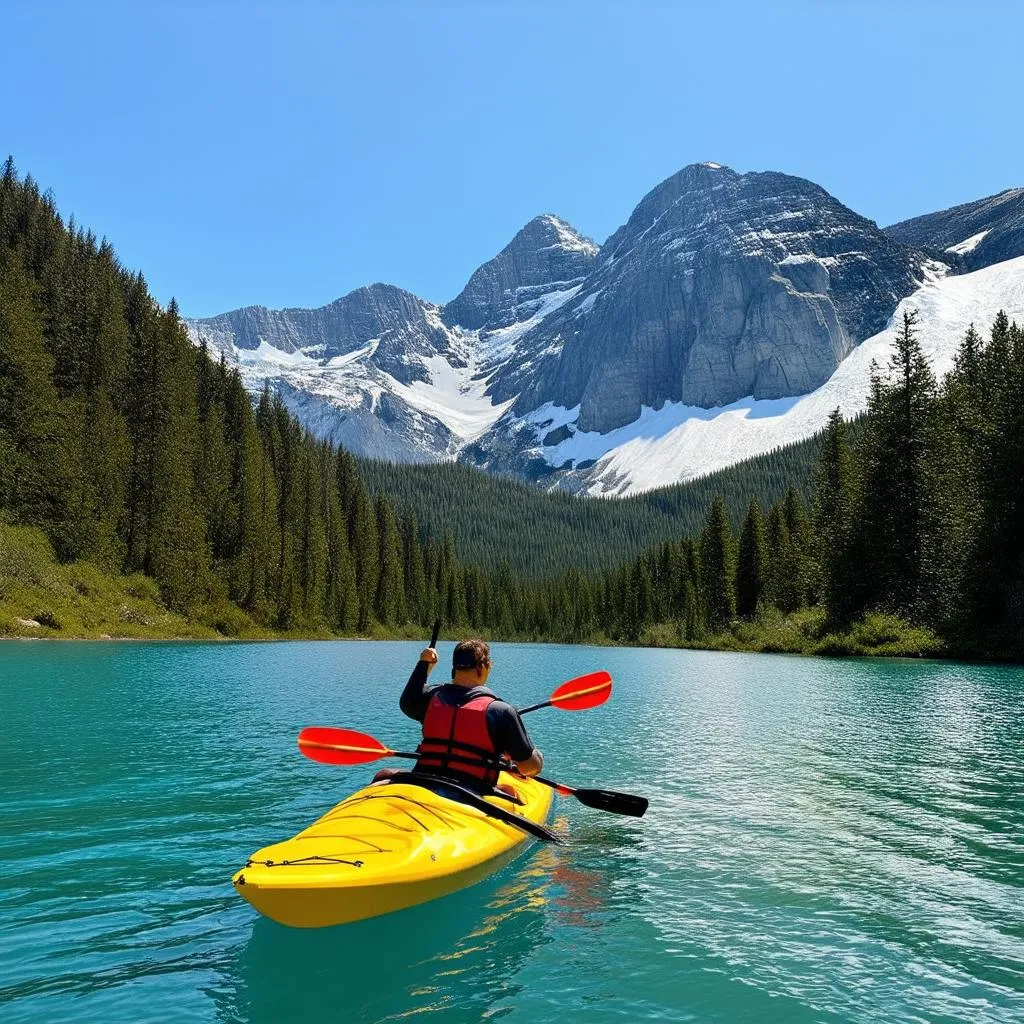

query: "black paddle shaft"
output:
532 775 648 817
384 771 564 844
429 620 441 648
367 749 647 818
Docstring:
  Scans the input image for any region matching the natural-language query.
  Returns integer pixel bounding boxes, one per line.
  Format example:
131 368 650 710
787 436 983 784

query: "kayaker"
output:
375 639 543 795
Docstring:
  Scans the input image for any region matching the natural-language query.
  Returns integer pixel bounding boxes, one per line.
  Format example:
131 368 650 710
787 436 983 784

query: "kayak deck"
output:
232 773 554 928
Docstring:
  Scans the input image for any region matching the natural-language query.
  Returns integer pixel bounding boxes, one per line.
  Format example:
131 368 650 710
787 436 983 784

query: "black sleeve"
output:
399 661 437 723
486 701 535 762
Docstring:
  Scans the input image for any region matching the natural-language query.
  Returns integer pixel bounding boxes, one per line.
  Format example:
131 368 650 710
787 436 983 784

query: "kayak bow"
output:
232 771 555 928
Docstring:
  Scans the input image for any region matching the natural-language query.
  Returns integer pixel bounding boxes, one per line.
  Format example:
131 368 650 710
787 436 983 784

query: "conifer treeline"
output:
0 159 478 632
356 439 823 576
571 310 1022 658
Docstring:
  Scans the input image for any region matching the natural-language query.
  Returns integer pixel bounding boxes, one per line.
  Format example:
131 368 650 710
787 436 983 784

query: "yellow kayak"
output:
232 773 555 928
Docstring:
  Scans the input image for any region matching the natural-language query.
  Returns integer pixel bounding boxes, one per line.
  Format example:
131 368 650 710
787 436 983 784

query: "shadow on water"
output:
215 850 555 1024
213 817 645 1024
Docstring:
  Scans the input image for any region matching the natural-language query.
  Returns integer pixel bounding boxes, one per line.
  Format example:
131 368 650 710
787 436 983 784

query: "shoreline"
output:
2 630 1018 667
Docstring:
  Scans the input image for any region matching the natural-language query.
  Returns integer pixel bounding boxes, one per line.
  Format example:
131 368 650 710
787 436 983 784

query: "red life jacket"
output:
416 688 501 787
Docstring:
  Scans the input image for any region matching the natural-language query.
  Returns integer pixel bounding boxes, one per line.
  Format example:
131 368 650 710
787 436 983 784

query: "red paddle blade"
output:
297 727 393 765
549 671 613 711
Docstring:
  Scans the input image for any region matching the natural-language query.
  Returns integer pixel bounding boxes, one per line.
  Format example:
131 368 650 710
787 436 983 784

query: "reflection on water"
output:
219 814 642 1024
222 853 549 1024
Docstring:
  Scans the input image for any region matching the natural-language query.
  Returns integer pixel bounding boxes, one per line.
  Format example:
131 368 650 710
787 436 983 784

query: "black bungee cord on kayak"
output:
241 854 366 869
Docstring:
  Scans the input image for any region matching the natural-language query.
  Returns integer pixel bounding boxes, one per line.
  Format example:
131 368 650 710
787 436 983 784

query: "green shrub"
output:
0 521 62 596
850 612 945 658
813 633 863 657
851 612 906 648
124 574 161 603
638 622 683 647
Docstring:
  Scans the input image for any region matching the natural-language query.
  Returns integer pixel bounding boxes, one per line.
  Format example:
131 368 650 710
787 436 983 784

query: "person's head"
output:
451 639 491 686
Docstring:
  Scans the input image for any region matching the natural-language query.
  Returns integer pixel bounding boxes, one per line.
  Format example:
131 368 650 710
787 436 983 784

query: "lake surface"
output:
1 641 1022 1023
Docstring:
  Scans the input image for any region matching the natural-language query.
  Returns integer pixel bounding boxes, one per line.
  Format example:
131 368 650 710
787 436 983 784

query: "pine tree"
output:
0 255 72 533
228 388 277 619
350 484 379 631
374 492 404 626
681 540 703 640
401 513 427 626
966 315 1024 650
296 445 328 625
857 309 939 618
140 300 212 611
700 496 735 631
323 478 357 631
812 410 860 624
735 498 768 619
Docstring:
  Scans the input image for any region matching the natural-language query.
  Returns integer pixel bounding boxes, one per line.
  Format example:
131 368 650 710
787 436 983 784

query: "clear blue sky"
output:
4 1 1021 317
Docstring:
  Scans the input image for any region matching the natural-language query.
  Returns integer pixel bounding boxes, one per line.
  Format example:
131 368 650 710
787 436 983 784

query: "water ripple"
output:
1 642 1021 1023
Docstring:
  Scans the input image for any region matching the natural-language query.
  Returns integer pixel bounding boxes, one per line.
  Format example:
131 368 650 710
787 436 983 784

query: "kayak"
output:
232 772 555 928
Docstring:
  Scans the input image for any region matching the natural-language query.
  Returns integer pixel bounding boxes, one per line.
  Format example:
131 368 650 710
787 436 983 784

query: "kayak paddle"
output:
384 771 565 844
518 670 613 714
298 726 418 766
297 726 646 817
425 616 608 715
537 777 647 817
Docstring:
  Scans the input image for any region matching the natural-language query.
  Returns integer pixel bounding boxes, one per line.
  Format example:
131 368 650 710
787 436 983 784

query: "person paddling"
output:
375 639 543 795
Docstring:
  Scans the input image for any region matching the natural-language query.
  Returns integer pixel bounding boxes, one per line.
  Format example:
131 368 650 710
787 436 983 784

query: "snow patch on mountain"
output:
526 255 1024 496
235 339 323 368
327 339 380 368
386 354 514 444
946 230 990 256
471 284 583 368
545 215 601 256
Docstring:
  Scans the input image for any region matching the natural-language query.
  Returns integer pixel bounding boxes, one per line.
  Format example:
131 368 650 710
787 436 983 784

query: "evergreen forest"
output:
1 161 1021 659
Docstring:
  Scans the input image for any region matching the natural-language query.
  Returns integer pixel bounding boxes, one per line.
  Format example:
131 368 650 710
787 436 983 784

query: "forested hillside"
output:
0 159 469 635
358 438 823 576
578 310 1023 659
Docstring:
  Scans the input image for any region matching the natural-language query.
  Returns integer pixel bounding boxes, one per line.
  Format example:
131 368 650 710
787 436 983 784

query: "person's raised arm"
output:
488 701 543 776
399 647 439 722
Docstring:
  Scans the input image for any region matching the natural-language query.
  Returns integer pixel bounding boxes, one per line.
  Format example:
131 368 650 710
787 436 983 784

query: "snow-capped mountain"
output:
188 216 598 462
481 163 926 432
186 164 1024 495
539 256 1024 495
444 214 599 331
191 283 475 461
885 187 1024 272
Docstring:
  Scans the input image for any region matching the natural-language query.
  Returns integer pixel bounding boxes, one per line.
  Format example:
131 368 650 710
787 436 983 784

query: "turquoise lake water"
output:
0 641 1022 1023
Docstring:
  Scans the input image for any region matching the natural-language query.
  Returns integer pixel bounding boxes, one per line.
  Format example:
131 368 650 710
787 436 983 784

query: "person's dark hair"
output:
452 638 490 673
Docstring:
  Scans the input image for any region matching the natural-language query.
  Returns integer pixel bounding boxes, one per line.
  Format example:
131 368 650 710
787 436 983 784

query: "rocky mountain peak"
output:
442 214 599 330
184 161 1024 498
519 213 600 255
603 161 738 256
885 186 1024 272
483 162 931 436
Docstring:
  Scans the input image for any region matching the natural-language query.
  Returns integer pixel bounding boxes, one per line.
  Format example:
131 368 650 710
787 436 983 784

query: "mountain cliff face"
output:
885 187 1024 272
186 162 1023 495
484 163 927 434
185 222 598 462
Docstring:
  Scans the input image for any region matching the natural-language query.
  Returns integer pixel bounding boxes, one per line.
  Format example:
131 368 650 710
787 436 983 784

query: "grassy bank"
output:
0 520 428 642
640 607 947 658
0 519 949 658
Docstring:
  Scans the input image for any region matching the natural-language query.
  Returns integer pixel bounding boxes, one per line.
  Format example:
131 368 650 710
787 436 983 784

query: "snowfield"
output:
390 355 514 444
188 253 1024 494
538 255 1024 495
